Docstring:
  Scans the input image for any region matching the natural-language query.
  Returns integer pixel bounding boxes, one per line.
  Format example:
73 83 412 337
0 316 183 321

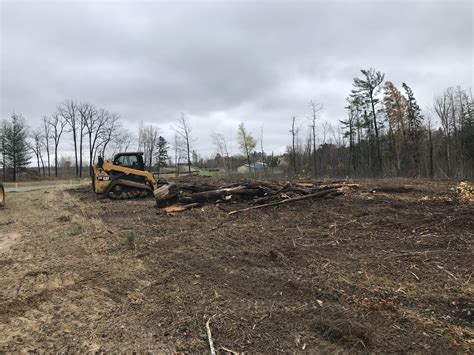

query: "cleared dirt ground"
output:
0 178 472 352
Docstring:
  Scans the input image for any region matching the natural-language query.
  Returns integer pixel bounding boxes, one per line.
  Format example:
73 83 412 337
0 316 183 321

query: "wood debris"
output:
154 179 359 213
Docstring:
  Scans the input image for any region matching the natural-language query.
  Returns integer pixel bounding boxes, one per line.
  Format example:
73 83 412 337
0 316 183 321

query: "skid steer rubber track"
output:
108 189 149 200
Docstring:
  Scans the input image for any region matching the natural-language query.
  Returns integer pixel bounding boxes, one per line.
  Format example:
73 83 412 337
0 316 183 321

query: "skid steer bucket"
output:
0 184 5 208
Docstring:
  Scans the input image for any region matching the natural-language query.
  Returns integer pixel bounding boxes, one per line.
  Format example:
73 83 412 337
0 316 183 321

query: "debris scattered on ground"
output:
154 180 359 213
2 177 473 352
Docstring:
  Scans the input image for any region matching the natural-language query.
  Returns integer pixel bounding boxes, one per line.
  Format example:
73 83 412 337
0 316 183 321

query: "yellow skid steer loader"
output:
0 183 5 207
93 152 159 199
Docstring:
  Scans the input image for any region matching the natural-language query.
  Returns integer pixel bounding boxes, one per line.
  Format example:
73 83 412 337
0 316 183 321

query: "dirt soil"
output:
0 178 473 352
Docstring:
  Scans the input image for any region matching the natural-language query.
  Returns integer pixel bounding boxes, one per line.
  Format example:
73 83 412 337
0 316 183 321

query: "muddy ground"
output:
0 178 472 352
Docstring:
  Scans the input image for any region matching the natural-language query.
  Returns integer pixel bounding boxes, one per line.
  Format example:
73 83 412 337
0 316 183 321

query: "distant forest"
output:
1 68 473 181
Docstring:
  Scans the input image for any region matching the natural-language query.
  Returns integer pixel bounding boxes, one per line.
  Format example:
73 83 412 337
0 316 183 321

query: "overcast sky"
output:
1 0 472 157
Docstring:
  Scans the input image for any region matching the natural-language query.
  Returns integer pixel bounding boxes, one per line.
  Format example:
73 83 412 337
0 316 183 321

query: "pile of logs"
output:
154 180 359 214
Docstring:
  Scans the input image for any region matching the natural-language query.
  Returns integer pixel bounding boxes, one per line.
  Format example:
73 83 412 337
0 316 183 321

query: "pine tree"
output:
402 83 423 174
0 120 8 181
461 91 474 171
342 97 358 173
155 135 169 174
402 83 423 137
4 114 31 181
351 68 385 172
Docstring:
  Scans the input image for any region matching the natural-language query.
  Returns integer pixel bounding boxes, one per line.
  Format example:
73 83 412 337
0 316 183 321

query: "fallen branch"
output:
228 188 339 215
163 203 202 213
220 346 239 354
206 315 217 355
410 271 420 281
436 265 458 280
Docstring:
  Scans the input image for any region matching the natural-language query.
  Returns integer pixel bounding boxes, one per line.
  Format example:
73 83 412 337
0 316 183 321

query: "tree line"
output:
1 100 121 181
1 69 472 181
286 68 473 178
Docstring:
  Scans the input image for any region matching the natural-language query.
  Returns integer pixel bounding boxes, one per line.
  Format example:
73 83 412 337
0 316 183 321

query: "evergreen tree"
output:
462 92 474 168
4 114 31 181
0 120 9 181
402 83 423 174
341 97 357 172
402 83 423 137
351 68 385 172
155 135 169 174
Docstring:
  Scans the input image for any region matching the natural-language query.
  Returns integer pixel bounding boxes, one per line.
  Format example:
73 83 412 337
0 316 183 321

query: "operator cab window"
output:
114 155 145 170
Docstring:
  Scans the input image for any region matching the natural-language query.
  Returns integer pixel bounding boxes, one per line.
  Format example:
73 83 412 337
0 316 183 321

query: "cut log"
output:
245 180 288 192
180 185 263 203
228 188 340 215
164 203 202 213
154 182 180 204
175 182 220 193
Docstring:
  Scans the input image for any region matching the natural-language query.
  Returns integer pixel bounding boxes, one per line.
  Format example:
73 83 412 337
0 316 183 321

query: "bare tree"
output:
111 128 133 156
84 106 108 176
98 112 120 159
42 116 52 177
259 125 266 170
289 116 298 175
212 132 230 171
48 113 67 177
172 132 185 176
309 100 323 177
57 99 80 177
434 93 452 176
28 128 45 175
77 102 94 177
138 124 160 169
175 113 193 174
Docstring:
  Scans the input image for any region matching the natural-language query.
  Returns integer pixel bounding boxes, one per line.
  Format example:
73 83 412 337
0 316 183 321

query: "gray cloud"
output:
1 0 472 156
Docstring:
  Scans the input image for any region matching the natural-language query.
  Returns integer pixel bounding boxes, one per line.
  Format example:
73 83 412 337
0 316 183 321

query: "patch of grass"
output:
197 170 224 177
126 230 136 249
67 223 83 236
3 179 89 188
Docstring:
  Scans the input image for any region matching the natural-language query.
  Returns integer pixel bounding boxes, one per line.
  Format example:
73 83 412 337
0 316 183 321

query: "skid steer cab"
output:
93 152 158 199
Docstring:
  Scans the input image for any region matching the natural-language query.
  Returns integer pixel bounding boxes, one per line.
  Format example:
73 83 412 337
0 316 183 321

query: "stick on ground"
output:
228 188 339 215
163 203 202 213
206 315 217 355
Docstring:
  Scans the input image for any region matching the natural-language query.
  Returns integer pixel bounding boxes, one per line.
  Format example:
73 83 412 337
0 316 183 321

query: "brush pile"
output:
154 180 359 213
456 181 474 202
